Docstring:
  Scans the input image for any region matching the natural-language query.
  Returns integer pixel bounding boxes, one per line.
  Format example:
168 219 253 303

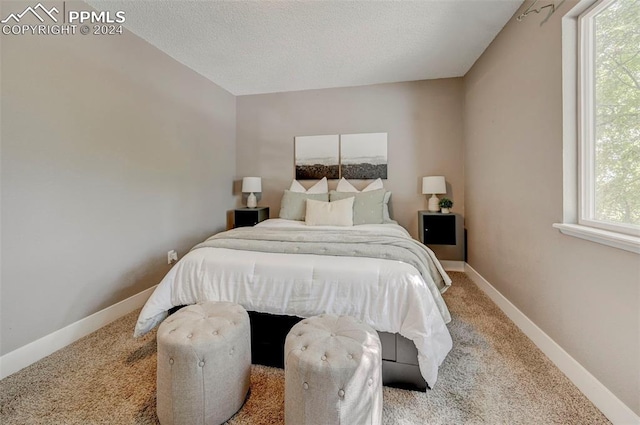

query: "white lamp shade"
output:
422 176 446 195
242 177 262 193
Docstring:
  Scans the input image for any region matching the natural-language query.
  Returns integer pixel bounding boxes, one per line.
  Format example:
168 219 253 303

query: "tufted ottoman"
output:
284 314 383 425
156 301 251 425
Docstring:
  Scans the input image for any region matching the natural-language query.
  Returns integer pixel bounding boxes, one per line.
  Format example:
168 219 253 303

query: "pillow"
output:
382 191 395 223
289 177 328 194
362 178 385 192
329 189 386 225
305 197 354 226
335 178 384 193
335 178 358 193
279 191 329 221
334 178 394 223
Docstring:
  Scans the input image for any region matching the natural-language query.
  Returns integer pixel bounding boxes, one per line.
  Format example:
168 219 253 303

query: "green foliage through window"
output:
594 0 640 225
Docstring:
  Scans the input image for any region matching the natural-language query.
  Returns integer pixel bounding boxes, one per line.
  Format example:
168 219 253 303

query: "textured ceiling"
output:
87 1 523 95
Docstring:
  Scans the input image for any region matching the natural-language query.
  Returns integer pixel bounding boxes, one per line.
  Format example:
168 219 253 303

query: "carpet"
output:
0 272 610 424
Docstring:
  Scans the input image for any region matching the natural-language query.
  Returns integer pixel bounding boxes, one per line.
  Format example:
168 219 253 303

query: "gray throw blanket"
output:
192 226 452 322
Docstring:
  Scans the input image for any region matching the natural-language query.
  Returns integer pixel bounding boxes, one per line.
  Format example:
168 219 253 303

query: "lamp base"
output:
428 194 440 212
247 192 257 208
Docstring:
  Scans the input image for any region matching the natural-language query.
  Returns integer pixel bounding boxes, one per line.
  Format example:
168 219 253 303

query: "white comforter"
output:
134 219 453 386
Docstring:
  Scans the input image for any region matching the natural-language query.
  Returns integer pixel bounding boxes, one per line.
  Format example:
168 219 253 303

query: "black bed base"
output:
249 311 428 391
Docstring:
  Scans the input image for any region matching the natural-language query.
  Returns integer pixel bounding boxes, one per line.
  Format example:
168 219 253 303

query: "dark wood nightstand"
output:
418 211 464 261
234 207 269 228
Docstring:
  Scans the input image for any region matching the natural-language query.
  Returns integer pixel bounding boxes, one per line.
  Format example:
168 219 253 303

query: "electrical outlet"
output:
167 250 178 265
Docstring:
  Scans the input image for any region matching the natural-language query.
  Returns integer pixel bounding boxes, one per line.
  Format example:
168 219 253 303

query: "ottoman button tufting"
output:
284 314 382 425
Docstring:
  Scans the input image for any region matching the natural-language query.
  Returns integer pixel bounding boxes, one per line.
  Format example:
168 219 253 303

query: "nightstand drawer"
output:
418 211 464 261
420 213 456 245
234 207 269 228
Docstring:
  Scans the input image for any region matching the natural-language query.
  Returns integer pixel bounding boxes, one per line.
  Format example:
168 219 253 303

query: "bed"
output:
134 218 453 389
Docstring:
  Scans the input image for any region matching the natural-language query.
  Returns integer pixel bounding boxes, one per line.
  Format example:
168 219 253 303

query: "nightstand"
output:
418 211 464 261
234 207 269 228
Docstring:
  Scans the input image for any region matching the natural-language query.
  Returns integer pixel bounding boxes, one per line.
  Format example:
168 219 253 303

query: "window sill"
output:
552 223 640 254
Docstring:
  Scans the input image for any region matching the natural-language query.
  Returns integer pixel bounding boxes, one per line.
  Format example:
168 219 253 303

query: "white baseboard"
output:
464 263 640 425
441 260 465 272
0 285 157 380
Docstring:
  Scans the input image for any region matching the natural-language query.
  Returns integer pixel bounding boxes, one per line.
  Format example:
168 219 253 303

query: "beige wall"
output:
236 79 465 257
0 7 236 355
464 2 640 415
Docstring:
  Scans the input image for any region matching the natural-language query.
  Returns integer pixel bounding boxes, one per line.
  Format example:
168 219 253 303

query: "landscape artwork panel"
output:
340 133 388 179
294 135 340 179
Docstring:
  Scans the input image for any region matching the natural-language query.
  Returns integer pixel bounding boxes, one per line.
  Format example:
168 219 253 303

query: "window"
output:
580 0 639 235
556 0 640 253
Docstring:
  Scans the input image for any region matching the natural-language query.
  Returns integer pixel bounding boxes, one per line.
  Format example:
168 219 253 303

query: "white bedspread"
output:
134 219 453 386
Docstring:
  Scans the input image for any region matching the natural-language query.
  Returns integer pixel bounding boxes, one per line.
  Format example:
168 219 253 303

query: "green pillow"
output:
279 190 329 221
382 191 396 223
329 189 386 225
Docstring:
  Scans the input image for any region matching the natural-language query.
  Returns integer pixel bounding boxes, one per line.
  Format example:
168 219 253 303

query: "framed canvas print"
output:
340 133 388 179
294 135 340 179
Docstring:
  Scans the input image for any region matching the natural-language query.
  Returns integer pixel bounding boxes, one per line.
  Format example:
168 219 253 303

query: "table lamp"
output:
242 177 262 208
422 176 446 212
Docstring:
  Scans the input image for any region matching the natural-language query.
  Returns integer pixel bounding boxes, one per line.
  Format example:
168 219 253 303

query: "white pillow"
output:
335 178 358 192
335 178 384 192
289 180 307 192
362 178 384 192
305 197 354 226
289 177 328 194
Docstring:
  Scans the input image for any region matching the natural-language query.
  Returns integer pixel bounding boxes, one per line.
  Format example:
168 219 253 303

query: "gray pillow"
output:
382 191 396 223
279 190 329 221
329 189 386 225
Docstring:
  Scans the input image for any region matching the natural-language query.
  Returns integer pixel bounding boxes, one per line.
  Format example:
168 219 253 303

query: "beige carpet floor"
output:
0 272 610 424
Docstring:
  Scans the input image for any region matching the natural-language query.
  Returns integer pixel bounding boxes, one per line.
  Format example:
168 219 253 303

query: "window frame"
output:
555 0 640 254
